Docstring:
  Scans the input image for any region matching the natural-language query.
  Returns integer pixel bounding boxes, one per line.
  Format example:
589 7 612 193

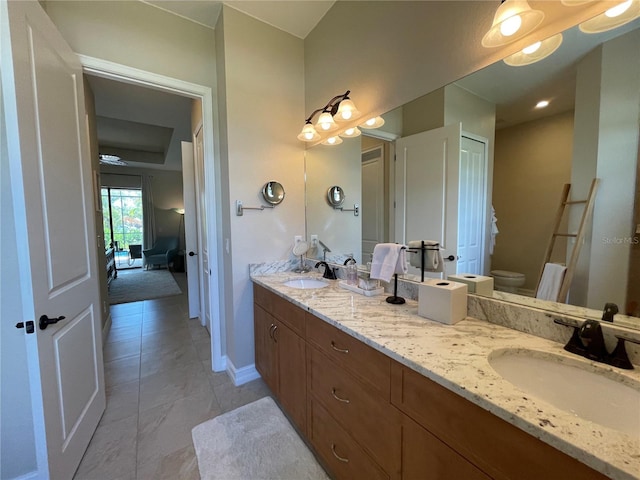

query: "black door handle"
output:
445 255 458 261
188 251 198 257
39 315 66 330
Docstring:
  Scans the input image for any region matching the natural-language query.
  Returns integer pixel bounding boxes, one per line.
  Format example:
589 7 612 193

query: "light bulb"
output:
341 110 353 120
345 128 355 135
365 118 376 126
327 137 337 144
606 0 632 17
500 14 522 36
535 100 549 108
522 41 541 54
304 131 314 140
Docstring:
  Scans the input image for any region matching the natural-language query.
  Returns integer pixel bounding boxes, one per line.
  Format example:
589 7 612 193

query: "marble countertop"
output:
251 272 640 480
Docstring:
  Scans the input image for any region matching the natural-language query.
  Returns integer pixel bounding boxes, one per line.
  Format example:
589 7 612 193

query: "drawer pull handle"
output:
331 388 350 404
269 324 276 339
331 444 349 463
330 341 349 354
273 325 279 343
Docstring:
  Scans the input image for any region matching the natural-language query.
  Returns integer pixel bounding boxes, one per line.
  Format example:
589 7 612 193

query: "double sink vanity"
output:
251 269 640 480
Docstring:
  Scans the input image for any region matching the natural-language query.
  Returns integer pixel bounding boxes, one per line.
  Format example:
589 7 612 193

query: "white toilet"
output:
490 270 525 293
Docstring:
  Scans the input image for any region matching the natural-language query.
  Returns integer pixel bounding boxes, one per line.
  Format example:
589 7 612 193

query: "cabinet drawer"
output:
306 313 390 398
402 415 491 480
308 397 389 480
390 362 608 480
308 347 401 477
271 292 305 337
253 283 273 311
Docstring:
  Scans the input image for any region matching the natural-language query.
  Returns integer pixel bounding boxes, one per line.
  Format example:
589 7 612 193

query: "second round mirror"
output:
327 186 345 207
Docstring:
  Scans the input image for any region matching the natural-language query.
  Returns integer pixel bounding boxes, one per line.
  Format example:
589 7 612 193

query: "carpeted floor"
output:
108 268 182 304
192 396 328 480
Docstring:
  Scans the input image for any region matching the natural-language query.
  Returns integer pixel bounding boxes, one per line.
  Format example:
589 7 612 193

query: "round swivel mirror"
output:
262 181 285 205
327 186 345 207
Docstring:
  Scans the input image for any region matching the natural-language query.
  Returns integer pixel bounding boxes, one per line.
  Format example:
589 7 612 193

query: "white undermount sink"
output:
488 348 640 437
283 278 329 290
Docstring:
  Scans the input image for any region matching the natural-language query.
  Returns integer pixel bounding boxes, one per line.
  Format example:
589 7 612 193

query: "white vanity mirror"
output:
304 20 640 329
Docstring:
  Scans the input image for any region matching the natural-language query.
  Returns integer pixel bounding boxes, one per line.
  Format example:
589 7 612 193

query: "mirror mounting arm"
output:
334 204 359 216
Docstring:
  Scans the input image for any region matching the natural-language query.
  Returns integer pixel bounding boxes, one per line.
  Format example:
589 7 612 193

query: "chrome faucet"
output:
315 261 337 280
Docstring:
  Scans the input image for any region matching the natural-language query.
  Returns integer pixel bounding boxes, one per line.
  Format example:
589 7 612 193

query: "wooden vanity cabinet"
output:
253 283 609 480
391 362 608 480
253 285 306 433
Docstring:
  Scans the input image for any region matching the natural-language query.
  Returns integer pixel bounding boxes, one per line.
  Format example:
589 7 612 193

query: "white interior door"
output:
395 123 462 278
362 146 386 264
194 125 211 332
181 141 201 319
457 135 488 275
1 2 105 479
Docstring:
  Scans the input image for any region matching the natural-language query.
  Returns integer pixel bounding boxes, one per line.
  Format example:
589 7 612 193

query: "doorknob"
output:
444 255 459 262
188 251 198 257
39 315 66 330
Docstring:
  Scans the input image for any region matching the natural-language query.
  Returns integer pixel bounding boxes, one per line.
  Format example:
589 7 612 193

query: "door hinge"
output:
16 321 35 334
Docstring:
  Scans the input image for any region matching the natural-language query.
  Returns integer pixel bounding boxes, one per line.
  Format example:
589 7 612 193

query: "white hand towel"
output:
370 243 407 283
536 263 567 302
408 240 443 272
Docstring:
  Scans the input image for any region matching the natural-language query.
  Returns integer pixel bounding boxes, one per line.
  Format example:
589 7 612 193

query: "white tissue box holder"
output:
418 279 468 325
447 274 493 296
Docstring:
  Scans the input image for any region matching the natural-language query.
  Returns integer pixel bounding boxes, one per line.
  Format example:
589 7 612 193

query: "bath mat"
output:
192 396 328 480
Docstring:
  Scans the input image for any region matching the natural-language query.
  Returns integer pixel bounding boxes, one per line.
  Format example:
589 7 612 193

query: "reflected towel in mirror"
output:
370 243 407 283
408 240 443 272
536 262 567 301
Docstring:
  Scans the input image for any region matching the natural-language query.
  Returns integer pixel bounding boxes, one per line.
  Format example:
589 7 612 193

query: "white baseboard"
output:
102 313 112 346
226 358 260 386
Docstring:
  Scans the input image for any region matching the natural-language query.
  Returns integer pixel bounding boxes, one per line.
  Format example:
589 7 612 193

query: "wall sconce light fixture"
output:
503 32 563 66
579 0 639 33
298 91 387 145
482 0 545 48
298 90 361 142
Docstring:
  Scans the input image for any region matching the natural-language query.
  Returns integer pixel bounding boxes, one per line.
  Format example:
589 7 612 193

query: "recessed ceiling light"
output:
535 100 550 109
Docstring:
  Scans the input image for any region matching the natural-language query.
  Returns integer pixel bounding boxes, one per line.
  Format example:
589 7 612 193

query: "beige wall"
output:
216 6 305 371
84 76 111 330
492 111 574 290
572 30 640 309
306 138 362 261
304 1 611 129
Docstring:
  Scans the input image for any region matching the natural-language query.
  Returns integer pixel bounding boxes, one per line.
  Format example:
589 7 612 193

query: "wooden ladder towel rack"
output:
535 178 599 302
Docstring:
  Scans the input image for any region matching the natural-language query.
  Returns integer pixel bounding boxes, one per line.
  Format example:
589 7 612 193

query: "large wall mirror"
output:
305 20 640 330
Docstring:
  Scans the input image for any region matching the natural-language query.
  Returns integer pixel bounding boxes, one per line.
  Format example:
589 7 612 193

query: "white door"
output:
395 123 462 278
1 2 105 479
181 141 201 319
194 125 211 332
458 135 488 275
361 145 386 264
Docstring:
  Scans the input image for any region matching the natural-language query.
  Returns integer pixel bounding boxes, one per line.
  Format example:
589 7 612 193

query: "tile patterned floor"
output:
74 272 270 480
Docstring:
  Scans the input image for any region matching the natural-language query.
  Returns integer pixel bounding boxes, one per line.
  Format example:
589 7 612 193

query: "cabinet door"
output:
402 416 491 480
274 320 306 433
254 304 277 393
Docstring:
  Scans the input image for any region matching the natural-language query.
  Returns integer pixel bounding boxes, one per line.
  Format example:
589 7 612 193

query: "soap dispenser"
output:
344 256 357 285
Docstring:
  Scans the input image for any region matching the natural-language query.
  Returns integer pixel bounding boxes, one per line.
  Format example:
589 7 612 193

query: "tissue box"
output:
418 279 468 325
447 274 493 296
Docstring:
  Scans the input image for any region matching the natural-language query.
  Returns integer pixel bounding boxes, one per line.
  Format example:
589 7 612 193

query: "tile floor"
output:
74 271 270 480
